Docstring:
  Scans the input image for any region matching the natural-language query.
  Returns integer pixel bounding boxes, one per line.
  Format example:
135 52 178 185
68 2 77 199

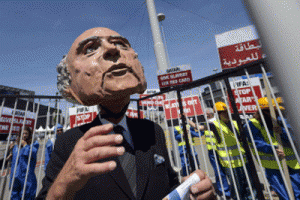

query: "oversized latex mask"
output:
61 27 147 106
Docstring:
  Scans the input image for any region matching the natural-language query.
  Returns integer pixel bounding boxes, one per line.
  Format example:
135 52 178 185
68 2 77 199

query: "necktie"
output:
113 125 137 197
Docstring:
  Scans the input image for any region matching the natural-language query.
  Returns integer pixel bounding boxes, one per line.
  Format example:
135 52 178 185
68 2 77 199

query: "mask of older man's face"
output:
65 27 147 106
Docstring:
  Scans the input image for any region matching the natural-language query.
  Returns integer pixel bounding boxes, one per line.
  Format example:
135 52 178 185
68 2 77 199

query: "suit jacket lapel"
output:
91 116 136 199
127 117 154 200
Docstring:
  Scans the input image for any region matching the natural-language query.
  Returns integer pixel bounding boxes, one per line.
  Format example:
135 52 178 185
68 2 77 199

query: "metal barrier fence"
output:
0 60 300 199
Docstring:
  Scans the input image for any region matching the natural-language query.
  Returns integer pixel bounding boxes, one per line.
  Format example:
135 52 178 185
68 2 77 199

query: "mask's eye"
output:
114 41 128 49
84 41 100 54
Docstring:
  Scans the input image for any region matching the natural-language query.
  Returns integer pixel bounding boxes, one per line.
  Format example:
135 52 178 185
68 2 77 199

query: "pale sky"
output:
0 0 252 96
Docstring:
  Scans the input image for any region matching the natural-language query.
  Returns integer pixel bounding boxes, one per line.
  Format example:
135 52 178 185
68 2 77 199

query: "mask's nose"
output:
102 40 121 63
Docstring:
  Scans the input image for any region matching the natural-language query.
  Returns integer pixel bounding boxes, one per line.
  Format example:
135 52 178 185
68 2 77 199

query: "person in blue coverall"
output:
244 97 300 200
188 108 231 199
174 114 200 176
7 126 39 200
44 124 63 171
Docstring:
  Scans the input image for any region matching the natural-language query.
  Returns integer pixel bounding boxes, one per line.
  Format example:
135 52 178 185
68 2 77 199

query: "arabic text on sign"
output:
223 52 259 67
235 41 262 52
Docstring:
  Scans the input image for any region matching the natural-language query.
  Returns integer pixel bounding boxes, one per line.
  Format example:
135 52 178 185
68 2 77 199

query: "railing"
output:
0 60 299 199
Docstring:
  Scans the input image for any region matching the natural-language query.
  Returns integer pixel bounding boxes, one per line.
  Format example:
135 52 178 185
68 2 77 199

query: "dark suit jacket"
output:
36 116 179 199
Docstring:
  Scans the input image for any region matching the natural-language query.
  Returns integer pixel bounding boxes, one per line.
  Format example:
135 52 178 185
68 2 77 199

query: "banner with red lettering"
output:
0 107 35 140
229 77 263 114
163 96 204 126
215 25 266 70
69 106 98 128
139 94 166 109
157 70 192 88
126 109 144 119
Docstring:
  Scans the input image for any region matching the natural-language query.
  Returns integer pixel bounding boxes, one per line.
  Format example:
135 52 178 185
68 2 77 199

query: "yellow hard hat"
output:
258 97 285 110
215 102 227 112
274 97 285 110
275 97 283 104
258 97 269 109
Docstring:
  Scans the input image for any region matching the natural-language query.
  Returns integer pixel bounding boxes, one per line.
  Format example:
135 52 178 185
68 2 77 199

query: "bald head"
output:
60 27 147 106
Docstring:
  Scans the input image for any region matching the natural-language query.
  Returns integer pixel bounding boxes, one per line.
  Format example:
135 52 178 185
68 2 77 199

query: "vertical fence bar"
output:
176 102 190 177
176 90 195 173
262 70 295 199
137 100 141 119
0 98 18 199
36 101 52 195
63 104 69 132
165 96 183 181
21 101 40 200
211 83 241 200
198 87 227 199
9 100 30 199
0 98 5 118
184 94 201 172
189 91 210 175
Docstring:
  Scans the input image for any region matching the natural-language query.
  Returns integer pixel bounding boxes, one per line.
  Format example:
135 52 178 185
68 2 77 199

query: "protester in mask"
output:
37 27 215 200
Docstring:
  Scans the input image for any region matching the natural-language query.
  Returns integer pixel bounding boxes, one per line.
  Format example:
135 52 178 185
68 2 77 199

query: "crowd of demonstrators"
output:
6 126 39 200
174 114 201 176
36 27 215 200
181 96 300 200
244 97 300 200
205 102 257 200
186 108 232 199
181 102 257 199
44 124 64 172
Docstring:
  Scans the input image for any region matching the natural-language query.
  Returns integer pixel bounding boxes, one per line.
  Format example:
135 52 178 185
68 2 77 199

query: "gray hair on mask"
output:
56 55 79 104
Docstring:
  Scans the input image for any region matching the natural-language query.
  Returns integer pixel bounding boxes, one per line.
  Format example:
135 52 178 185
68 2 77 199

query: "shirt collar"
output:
98 113 134 149
98 113 129 133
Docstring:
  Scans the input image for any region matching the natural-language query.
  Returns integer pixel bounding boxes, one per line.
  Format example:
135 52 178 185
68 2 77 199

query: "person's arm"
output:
44 124 124 199
189 126 203 138
174 127 182 142
277 117 294 146
23 140 39 156
186 117 204 133
243 122 274 154
6 143 15 161
44 139 53 171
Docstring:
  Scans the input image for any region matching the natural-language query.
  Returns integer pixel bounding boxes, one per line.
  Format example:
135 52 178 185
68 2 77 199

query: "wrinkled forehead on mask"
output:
67 27 122 61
